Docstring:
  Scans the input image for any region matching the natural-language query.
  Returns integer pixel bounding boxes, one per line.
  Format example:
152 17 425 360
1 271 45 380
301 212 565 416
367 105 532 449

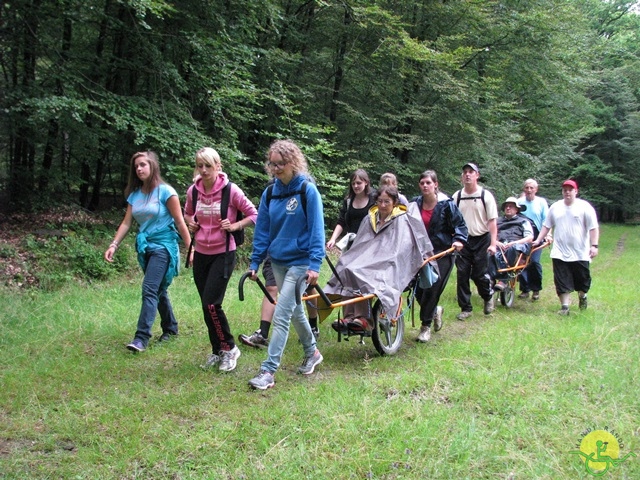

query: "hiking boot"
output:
238 330 269 349
518 292 530 299
126 339 146 352
200 353 220 370
298 349 323 375
219 346 241 372
433 306 444 332
531 291 540 301
494 281 506 292
579 295 588 310
249 370 275 390
157 332 177 343
557 307 570 316
417 325 431 343
457 311 472 321
484 297 495 315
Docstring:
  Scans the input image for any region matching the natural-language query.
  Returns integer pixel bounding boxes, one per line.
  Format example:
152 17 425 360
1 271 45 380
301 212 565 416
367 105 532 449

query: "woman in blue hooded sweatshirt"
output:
247 139 325 390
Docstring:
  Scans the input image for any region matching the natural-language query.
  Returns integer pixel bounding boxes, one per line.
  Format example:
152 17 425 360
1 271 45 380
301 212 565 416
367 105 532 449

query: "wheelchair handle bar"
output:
238 271 276 304
420 247 456 269
294 274 333 307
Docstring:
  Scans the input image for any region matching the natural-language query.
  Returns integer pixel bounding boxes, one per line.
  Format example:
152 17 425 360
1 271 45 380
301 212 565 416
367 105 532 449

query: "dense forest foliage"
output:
1 0 639 223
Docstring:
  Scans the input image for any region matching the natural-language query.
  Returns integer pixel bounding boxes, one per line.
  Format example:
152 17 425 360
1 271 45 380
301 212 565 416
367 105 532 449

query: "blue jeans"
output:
261 263 316 373
134 248 178 346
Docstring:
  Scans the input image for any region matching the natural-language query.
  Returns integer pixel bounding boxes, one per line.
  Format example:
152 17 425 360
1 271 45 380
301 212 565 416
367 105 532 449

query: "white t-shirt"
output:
544 198 598 262
453 187 498 237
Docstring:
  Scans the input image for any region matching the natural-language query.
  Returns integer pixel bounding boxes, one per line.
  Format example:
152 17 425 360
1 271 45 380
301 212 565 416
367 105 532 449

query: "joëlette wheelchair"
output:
494 240 550 308
238 248 454 356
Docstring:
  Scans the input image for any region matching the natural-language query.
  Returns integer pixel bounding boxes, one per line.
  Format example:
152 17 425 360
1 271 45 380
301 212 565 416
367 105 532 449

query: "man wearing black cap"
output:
534 179 599 315
452 163 498 320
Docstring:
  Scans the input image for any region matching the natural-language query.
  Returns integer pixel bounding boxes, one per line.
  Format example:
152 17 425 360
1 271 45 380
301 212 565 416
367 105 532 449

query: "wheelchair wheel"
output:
500 285 515 308
371 299 404 356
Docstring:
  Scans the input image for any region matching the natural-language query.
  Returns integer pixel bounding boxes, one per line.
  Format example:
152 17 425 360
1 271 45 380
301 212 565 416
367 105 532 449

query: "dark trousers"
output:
489 244 530 280
456 233 493 312
417 253 455 327
518 247 543 293
193 251 236 353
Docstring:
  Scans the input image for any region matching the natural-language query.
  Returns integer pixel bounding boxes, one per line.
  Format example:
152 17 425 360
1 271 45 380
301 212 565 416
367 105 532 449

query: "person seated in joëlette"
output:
323 185 434 333
490 196 534 291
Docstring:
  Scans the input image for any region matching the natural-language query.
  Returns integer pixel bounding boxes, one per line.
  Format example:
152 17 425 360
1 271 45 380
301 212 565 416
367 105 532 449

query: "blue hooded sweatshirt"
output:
250 174 325 273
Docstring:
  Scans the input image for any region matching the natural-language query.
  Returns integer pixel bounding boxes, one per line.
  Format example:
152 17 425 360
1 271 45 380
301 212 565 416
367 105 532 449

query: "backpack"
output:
187 182 246 275
191 182 245 247
264 180 309 216
454 187 486 210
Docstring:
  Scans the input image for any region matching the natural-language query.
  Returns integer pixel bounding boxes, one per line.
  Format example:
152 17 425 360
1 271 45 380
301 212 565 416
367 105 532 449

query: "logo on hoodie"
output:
286 197 299 214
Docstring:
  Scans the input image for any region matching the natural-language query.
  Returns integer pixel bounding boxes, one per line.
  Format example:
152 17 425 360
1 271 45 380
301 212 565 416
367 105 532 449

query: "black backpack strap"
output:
265 183 274 207
300 180 308 217
186 185 199 268
265 181 308 217
192 186 199 221
220 183 233 278
455 188 486 211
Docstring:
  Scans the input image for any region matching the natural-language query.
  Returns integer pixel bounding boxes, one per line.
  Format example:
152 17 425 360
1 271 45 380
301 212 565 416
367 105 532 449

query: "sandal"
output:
348 316 372 332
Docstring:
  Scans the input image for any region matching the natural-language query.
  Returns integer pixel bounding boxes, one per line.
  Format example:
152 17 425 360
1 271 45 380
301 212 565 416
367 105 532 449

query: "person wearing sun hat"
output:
490 197 534 292
534 179 599 316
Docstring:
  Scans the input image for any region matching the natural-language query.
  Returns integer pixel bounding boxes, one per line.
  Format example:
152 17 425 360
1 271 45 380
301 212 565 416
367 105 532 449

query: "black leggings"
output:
417 253 455 327
193 251 236 353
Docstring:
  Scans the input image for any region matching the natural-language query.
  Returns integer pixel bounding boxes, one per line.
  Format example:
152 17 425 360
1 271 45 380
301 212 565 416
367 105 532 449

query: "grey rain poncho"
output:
323 204 435 320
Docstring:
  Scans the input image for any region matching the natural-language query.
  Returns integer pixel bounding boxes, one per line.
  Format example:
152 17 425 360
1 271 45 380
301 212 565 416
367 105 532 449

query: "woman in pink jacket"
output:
184 147 258 373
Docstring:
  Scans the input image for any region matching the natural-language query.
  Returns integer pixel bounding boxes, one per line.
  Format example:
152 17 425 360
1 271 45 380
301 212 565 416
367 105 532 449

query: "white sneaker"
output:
200 353 220 369
433 306 444 332
417 325 431 342
219 346 241 372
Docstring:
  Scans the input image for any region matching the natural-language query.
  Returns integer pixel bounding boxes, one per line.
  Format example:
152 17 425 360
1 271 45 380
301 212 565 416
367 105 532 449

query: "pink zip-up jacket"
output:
184 172 257 256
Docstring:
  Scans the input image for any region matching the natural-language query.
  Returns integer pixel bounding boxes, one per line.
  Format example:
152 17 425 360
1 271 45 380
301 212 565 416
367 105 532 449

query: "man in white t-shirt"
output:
534 179 599 315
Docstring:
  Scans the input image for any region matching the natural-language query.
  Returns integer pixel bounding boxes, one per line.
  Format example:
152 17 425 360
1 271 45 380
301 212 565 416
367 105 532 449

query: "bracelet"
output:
110 241 119 250
591 245 598 248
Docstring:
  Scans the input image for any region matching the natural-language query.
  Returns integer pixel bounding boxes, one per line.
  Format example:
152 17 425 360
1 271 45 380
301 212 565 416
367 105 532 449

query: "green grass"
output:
1 225 639 479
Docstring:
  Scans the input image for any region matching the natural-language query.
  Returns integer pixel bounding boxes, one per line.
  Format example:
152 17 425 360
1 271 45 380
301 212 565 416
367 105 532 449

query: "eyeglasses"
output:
376 199 393 206
268 161 287 170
